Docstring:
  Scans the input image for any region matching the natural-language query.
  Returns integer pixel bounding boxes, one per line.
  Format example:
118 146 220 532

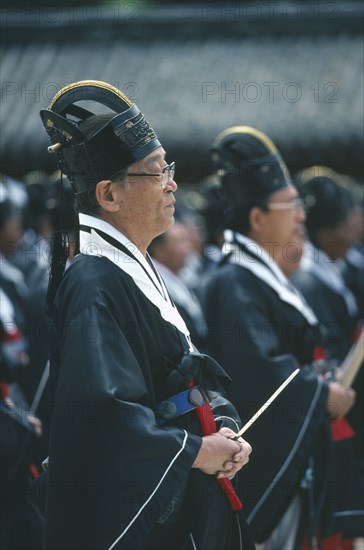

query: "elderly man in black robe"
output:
36 81 253 550
203 126 355 549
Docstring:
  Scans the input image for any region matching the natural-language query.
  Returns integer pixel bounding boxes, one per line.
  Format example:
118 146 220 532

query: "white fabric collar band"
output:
224 231 293 288
223 231 318 326
78 214 193 346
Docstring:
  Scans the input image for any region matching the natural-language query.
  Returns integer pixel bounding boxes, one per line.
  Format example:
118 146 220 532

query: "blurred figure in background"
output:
177 179 226 303
293 168 364 543
149 221 207 349
0 181 29 391
0 326 43 550
293 167 360 360
339 176 364 320
8 171 52 292
0 180 43 549
203 126 356 550
178 215 205 294
0 183 29 394
338 177 364 467
0 181 28 327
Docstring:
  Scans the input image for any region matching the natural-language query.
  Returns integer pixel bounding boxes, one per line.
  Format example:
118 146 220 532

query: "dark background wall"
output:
1 1 363 184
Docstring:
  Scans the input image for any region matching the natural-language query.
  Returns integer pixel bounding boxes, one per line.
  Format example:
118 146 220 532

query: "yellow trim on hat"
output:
298 165 341 184
49 80 133 109
213 125 278 154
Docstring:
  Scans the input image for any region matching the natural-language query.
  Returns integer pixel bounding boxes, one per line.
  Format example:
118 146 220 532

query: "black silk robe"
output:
293 266 364 537
44 252 254 550
204 243 332 543
293 271 359 363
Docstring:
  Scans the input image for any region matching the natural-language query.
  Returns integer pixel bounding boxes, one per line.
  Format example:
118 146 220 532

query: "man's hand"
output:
192 427 252 479
327 381 355 421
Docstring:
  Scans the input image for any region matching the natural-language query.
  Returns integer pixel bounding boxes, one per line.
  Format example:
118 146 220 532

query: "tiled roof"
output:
1 3 363 182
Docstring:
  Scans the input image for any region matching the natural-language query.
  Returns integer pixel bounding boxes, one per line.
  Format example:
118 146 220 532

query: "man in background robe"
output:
203 126 355 549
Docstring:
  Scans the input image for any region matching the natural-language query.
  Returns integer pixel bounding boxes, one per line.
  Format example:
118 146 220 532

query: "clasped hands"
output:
192 427 252 480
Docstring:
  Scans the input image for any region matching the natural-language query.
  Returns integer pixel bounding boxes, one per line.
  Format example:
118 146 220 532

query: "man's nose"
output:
165 177 178 192
296 202 306 222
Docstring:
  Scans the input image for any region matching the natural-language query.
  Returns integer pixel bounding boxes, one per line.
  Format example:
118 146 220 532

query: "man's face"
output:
256 185 306 268
115 147 177 246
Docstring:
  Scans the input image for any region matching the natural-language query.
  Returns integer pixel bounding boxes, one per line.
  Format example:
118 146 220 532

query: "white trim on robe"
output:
79 213 193 349
223 231 318 326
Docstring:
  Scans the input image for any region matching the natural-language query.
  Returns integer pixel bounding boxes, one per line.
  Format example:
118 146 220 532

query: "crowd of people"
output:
0 80 363 549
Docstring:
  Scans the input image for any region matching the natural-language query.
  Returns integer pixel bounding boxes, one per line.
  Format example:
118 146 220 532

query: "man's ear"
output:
95 180 121 212
249 206 265 234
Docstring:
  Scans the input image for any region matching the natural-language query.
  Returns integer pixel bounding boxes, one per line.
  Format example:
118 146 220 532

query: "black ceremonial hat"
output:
40 80 161 194
295 166 354 234
211 126 291 205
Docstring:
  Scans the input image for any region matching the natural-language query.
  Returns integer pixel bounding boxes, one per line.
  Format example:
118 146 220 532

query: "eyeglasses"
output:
266 197 305 211
127 161 175 190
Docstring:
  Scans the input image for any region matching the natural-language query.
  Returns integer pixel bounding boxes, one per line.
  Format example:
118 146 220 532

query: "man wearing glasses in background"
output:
36 82 254 550
203 126 355 550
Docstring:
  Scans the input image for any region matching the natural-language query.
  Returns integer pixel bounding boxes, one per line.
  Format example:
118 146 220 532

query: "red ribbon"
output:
331 417 355 441
195 402 243 511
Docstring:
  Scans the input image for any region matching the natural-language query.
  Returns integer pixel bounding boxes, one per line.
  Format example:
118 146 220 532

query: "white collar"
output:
223 231 318 326
224 231 292 288
78 214 193 347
